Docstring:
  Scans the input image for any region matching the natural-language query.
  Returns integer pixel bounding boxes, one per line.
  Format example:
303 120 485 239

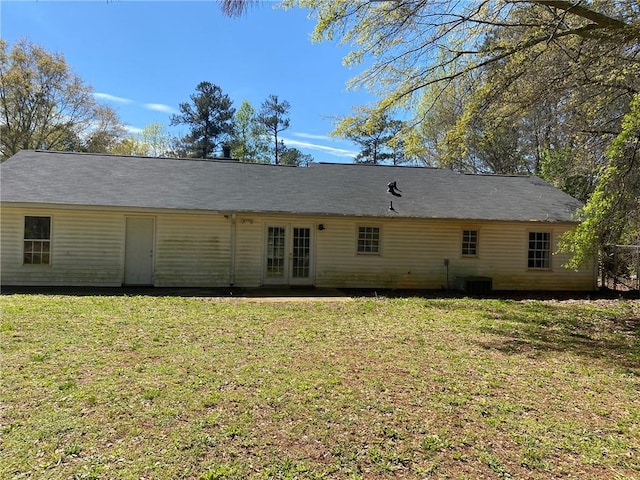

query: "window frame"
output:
356 225 381 255
461 228 479 257
527 231 551 270
23 215 52 266
265 225 287 278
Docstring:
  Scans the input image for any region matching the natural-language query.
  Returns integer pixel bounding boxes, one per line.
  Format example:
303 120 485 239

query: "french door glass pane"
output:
292 227 310 278
267 227 285 277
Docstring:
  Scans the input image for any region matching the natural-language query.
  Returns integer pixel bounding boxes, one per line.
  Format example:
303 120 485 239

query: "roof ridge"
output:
32 149 178 161
24 151 534 177
29 150 304 167
463 172 531 178
313 162 443 171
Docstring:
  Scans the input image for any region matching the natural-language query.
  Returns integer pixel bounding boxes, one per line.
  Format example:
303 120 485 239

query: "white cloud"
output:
94 92 133 104
293 132 332 141
144 103 178 114
93 93 177 115
124 125 143 135
281 136 357 159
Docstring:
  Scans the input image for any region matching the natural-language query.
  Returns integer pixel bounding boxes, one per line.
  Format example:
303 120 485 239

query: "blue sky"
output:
1 1 376 162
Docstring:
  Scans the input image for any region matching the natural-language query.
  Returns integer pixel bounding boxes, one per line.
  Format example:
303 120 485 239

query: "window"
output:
24 216 51 265
266 227 285 277
357 226 380 254
462 229 478 256
292 227 311 278
528 232 550 269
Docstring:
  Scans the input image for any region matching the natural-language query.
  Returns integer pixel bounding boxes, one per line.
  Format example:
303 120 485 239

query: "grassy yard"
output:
1 294 638 479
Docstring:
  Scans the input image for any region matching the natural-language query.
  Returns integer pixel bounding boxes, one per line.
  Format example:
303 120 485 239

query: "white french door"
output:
264 224 313 285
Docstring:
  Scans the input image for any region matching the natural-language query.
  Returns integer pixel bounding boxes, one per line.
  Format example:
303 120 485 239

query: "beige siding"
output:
154 214 231 287
1 206 595 290
314 218 459 289
226 215 594 290
1 207 235 287
234 217 263 287
1 207 124 286
312 218 594 290
466 223 596 290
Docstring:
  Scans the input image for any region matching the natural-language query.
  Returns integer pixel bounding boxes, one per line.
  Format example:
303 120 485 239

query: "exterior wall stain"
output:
0 207 596 290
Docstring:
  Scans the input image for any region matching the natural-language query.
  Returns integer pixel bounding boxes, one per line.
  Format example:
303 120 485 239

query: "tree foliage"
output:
278 141 314 166
230 100 270 162
137 122 172 157
256 94 290 164
287 0 638 107
0 39 125 160
112 122 173 157
334 107 407 165
560 94 640 268
170 81 235 159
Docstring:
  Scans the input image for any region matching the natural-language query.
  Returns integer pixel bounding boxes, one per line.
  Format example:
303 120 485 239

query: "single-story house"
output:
0 150 596 290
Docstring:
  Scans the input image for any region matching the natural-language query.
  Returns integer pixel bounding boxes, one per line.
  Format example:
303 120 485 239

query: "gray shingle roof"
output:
0 150 582 222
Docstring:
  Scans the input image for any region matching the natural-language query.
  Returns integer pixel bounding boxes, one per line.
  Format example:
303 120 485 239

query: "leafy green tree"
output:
539 147 595 203
170 81 235 159
560 95 640 269
443 15 633 169
230 100 270 162
138 122 171 157
112 122 172 157
403 79 470 167
0 39 125 159
288 0 638 110
334 107 406 165
110 137 140 157
278 141 313 166
441 108 532 175
256 94 290 164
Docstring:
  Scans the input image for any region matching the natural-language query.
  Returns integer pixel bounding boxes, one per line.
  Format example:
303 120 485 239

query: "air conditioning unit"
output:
454 276 493 294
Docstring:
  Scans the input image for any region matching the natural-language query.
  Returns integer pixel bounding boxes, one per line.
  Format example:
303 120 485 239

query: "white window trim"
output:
527 230 552 270
461 228 479 258
356 225 382 255
265 225 287 278
23 215 52 266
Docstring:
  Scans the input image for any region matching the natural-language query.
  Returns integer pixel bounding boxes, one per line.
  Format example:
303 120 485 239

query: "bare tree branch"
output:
526 0 629 29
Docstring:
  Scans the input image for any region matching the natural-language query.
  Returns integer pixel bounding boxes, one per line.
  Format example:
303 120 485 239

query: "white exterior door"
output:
124 217 155 285
264 225 313 285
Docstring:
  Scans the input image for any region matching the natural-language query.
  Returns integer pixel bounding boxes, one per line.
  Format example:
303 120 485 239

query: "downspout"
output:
230 213 237 287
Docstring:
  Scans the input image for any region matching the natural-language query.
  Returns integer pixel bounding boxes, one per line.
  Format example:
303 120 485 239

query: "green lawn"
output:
1 295 638 479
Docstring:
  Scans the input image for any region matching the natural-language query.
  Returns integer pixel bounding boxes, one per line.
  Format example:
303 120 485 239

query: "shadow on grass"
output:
341 287 639 300
3 285 637 373
339 289 639 372
473 301 640 373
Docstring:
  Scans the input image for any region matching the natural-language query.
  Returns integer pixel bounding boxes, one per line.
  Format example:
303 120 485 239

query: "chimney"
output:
222 145 231 159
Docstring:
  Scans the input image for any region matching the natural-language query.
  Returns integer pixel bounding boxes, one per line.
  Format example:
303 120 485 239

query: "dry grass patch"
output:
1 295 638 479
